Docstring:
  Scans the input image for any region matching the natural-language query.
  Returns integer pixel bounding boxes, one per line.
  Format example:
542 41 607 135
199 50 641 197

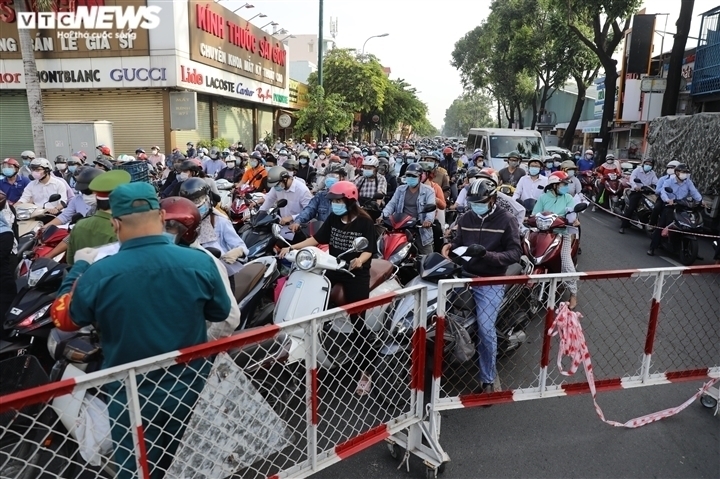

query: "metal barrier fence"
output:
0 285 448 479
429 265 720 418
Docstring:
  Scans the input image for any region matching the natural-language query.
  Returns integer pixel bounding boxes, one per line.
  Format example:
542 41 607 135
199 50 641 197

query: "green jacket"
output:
66 210 116 265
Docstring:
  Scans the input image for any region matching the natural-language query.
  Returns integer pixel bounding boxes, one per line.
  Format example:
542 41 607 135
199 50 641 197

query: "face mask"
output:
331 203 348 216
405 157 412 163
508 161 518 167
606 160 615 165
23 160 30 166
362 169 374 177
545 163 554 168
677 173 688 181
554 161 561 168
249 160 258 168
82 193 97 206
198 203 210 216
567 170 576 177
31 170 44 180
405 176 419 187
56 163 67 171
666 168 675 175
324 177 338 189
528 167 540 176
226 162 235 168
575 155 581 160
68 165 78 174
151 149 158 155
585 155 593 160
273 184 284 192
162 231 178 244
558 185 570 195
640 164 652 173
470 202 489 216
2 167 16 177
299 159 307 165
319 154 326 160
279 155 288 162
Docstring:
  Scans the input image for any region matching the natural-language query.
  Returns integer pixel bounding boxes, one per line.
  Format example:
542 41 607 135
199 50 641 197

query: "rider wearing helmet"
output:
560 160 582 196
18 158 68 213
19 150 36 178
354 155 387 203
259 165 313 225
280 180 378 395
1 158 30 204
96 144 113 159
47 166 103 228
441 146 458 181
442 175 522 395
239 150 268 192
160 196 240 340
377 157 397 199
296 150 316 186
533 171 579 308
180 178 248 275
419 161 447 251
203 147 226 177
498 151 526 187
382 162 437 254
594 153 622 209
292 163 348 230
216 153 245 183
577 149 595 172
648 163 703 256
53 155 72 183
649 159 681 226
619 158 659 234
512 158 548 202
93 155 114 172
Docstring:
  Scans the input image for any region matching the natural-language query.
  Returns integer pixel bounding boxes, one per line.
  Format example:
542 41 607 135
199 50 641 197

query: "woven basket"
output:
116 161 150 183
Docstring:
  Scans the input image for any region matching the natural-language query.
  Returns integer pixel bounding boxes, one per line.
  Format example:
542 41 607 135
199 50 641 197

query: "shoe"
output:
618 228 625 234
647 249 655 256
355 377 372 396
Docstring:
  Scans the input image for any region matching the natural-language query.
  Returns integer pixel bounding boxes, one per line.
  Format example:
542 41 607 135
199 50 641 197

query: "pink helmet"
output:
326 180 359 201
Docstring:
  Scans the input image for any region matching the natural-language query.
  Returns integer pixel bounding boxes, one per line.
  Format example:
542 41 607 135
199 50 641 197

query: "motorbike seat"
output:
329 259 394 306
232 263 266 303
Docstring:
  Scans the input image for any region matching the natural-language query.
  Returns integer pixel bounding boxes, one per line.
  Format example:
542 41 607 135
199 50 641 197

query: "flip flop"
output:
355 378 372 396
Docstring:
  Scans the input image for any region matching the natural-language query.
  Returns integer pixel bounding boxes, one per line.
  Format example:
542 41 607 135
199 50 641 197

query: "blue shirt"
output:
295 189 332 224
577 158 595 172
660 176 702 203
655 174 672 194
0 175 30 203
55 195 93 225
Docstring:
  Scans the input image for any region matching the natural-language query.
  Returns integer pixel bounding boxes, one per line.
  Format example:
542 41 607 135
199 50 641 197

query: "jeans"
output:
471 285 505 384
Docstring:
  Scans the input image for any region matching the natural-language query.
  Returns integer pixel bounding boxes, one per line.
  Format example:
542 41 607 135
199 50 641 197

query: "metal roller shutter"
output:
174 95 212 147
0 92 33 159
42 90 164 156
258 107 274 143
217 102 253 147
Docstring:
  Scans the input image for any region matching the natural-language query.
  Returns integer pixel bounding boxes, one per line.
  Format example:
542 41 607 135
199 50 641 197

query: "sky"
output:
219 0 719 127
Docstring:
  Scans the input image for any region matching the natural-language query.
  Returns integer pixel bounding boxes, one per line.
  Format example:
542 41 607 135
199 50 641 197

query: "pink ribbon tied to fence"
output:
548 302 718 428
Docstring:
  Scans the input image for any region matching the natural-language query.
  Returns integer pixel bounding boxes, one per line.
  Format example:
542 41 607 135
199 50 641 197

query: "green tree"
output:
553 0 642 159
379 79 430 140
443 91 495 137
294 86 354 141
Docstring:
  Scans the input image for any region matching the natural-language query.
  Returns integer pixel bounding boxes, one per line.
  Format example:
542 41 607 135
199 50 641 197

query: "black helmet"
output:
179 177 210 202
251 151 263 161
405 163 423 176
642 158 655 166
466 166 481 178
283 158 299 171
674 163 690 173
326 163 347 177
55 155 67 164
266 166 290 187
74 166 104 191
93 156 114 171
467 178 497 203
179 160 201 173
338 150 349 159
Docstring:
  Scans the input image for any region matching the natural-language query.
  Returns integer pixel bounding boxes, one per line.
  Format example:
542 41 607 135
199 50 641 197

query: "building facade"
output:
691 6 720 111
0 0 290 158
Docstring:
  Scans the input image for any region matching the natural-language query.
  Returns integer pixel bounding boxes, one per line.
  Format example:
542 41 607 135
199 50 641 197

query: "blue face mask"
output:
2 167 16 177
162 231 178 244
22 160 30 166
324 177 338 189
273 184 284 192
331 202 348 216
249 160 258 168
558 185 570 195
470 202 489 216
362 169 373 177
528 167 541 176
643 165 652 172
574 155 581 160
405 176 419 187
299 159 308 164
68 165 78 174
567 170 576 177
198 203 210 216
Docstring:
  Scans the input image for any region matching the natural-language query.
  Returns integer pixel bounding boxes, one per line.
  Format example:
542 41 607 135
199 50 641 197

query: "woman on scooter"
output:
279 181 378 395
532 171 580 309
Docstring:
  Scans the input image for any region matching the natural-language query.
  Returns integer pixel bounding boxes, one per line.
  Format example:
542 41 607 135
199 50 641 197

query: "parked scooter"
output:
215 178 234 211
240 198 288 260
271 225 401 369
1 257 67 367
656 189 705 265
233 255 280 330
614 178 657 231
15 224 70 278
15 193 64 237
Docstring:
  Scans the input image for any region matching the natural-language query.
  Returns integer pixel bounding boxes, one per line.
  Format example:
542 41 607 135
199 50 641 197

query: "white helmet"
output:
200 147 209 155
21 150 36 160
117 154 135 163
363 156 379 167
29 157 51 170
605 153 615 161
667 160 681 168
585 149 593 155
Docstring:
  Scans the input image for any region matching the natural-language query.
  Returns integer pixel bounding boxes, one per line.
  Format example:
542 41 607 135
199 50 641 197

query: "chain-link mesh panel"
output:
0 287 427 479
543 275 656 387
649 272 720 376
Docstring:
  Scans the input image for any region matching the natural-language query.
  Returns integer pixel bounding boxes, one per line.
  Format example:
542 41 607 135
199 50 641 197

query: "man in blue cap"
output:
51 181 231 479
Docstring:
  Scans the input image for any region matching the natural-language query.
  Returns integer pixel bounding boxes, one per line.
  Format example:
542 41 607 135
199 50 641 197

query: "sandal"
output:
568 295 578 310
355 377 372 396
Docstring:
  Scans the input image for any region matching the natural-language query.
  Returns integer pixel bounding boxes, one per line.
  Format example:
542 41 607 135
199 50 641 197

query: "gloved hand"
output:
74 247 99 265
221 247 246 264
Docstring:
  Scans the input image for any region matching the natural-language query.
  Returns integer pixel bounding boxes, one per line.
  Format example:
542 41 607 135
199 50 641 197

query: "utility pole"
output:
318 0 324 87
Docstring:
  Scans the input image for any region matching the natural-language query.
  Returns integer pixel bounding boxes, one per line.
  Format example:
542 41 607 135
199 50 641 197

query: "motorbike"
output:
239 198 288 260
229 171 267 233
374 248 533 404
271 225 401 369
614 178 657 231
215 178 234 211
579 171 597 201
1 257 68 367
523 202 587 306
657 189 705 265
596 172 624 213
15 193 64 237
15 224 70 278
377 203 437 285
232 255 281 330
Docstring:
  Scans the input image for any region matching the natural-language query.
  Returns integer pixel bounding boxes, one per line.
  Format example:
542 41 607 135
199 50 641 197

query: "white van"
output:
465 128 547 171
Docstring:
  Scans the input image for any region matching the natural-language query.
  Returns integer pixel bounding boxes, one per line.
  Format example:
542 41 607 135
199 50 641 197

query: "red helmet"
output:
2 158 20 168
160 197 201 245
443 147 453 155
478 167 499 185
97 144 111 156
326 180 358 201
136 152 148 161
547 171 570 185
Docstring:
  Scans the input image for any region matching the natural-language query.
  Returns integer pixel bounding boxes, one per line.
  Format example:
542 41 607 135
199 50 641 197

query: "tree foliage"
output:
442 91 495 137
294 86 354 140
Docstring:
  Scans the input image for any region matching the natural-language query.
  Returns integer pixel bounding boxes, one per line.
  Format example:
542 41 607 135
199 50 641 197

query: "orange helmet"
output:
96 144 111 156
478 167 499 185
2 158 20 168
326 180 359 201
547 171 570 185
443 147 453 155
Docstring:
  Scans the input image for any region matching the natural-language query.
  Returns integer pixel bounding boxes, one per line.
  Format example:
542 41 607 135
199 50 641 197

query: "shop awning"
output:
555 119 601 134
609 127 631 133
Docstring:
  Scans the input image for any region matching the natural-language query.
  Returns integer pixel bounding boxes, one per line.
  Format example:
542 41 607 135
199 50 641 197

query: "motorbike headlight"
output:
535 215 554 231
28 266 48 287
296 248 317 271
18 304 51 328
389 243 412 264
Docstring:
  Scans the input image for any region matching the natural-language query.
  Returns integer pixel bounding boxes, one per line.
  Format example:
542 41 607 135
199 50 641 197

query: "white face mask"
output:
151 149 158 155
31 170 44 180
666 168 675 175
178 172 190 181
56 163 67 171
226 161 235 168
677 173 688 181
82 193 97 206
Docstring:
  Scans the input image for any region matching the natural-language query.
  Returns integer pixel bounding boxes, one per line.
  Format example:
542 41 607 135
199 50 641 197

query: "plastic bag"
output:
76 393 113 466
445 315 475 363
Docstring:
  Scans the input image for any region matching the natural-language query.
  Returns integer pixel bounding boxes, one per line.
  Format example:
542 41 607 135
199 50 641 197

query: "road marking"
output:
589 215 612 227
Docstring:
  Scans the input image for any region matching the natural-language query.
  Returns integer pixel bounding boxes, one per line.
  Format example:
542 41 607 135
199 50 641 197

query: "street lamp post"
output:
318 0 324 87
246 12 266 22
233 3 253 12
260 21 278 29
361 33 389 55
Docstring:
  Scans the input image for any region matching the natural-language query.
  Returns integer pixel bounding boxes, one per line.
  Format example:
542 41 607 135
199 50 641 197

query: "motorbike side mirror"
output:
633 178 642 184
244 193 253 200
422 203 437 213
271 223 283 239
47 194 62 203
373 192 385 200
276 199 288 208
664 187 673 193
466 244 487 257
573 203 588 213
206 247 222 259
352 237 369 251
